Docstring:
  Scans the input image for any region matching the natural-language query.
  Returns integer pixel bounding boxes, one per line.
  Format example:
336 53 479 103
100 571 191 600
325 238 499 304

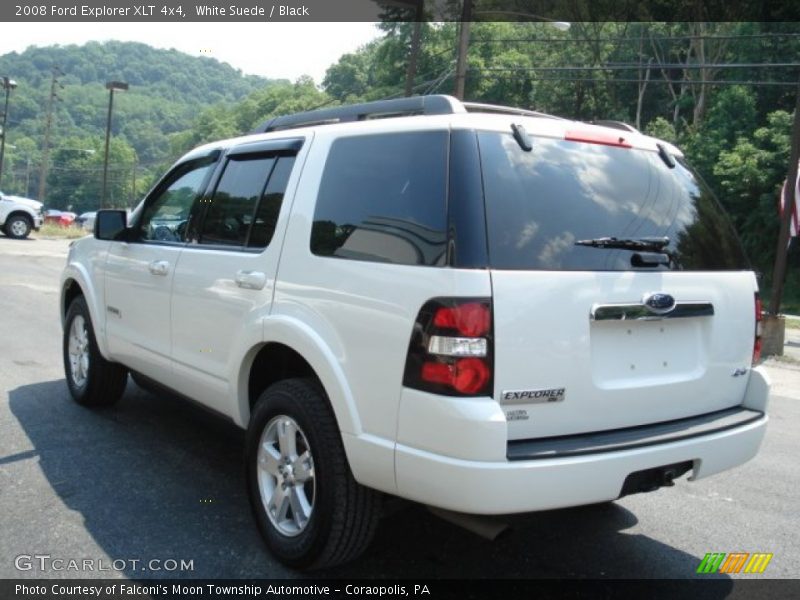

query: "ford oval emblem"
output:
643 292 676 314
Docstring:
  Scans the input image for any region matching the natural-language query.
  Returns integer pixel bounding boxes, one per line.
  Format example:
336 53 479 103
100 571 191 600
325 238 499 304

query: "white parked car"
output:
0 190 44 239
59 95 770 569
74 212 97 232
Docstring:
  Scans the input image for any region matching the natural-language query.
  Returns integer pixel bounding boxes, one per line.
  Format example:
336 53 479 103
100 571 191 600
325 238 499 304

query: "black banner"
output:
3 579 800 600
3 0 800 23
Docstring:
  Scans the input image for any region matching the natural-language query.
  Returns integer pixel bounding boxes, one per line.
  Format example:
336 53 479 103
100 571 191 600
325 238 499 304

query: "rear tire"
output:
63 296 128 407
4 215 32 239
246 378 381 569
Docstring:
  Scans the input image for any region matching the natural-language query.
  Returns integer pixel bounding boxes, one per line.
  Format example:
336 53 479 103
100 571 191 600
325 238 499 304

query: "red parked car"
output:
44 210 77 227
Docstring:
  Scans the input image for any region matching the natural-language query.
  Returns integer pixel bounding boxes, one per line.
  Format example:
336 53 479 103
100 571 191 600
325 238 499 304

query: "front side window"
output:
139 160 215 243
310 131 448 266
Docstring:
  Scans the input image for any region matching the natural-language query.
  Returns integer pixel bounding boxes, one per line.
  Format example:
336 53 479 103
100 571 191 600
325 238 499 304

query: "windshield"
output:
477 131 749 271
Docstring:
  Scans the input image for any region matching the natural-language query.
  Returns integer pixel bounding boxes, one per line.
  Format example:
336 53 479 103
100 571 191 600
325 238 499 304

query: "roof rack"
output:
253 95 465 133
462 101 564 120
591 120 641 133
250 95 568 134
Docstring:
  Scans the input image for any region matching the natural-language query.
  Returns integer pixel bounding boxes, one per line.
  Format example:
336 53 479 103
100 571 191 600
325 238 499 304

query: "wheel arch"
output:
60 267 110 358
236 317 362 438
5 210 34 225
62 278 84 323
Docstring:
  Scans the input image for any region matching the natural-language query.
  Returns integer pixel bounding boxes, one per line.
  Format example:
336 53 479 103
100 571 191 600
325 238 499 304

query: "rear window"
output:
310 131 448 266
478 132 749 271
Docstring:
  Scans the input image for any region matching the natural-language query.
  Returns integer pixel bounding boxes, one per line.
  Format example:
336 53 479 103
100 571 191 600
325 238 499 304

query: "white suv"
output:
0 191 44 239
59 95 770 569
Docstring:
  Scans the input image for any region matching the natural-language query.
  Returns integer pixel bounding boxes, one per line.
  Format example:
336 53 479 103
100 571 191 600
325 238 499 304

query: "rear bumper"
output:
395 414 767 514
389 367 770 514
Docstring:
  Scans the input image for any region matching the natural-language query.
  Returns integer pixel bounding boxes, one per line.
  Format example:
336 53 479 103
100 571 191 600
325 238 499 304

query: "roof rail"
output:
253 95 465 133
462 101 564 120
591 120 641 133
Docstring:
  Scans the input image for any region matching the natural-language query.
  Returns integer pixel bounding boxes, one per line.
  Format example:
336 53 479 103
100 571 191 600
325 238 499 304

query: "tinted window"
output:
139 161 214 243
248 156 295 248
200 156 275 247
310 131 448 266
478 132 749 271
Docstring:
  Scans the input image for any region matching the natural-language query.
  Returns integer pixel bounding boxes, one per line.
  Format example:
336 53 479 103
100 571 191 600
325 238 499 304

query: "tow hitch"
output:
619 461 693 497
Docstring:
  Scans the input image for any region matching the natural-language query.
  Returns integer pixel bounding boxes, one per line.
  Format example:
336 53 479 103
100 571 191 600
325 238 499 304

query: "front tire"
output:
4 215 32 239
63 296 128 407
246 378 381 569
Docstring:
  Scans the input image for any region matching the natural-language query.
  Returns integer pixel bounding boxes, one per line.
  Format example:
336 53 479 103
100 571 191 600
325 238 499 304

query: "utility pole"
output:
403 1 424 97
37 65 62 204
453 0 472 100
768 79 800 317
0 77 18 189
102 81 128 208
25 156 31 196
131 151 137 206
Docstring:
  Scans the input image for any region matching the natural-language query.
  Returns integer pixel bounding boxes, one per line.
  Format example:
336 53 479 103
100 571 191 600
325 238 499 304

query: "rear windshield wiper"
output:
575 236 676 268
574 236 670 252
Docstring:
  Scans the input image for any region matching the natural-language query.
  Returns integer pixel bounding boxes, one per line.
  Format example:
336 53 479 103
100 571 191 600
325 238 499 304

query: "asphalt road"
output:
0 235 798 583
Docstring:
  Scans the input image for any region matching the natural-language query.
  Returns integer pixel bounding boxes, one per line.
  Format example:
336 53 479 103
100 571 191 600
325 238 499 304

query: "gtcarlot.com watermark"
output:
15 554 194 573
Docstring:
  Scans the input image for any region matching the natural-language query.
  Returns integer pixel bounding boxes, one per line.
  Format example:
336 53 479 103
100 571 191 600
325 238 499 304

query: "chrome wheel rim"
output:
257 415 315 537
10 219 28 237
67 315 90 388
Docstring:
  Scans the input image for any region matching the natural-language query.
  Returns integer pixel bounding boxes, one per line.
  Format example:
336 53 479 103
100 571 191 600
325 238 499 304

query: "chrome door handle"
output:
148 260 170 276
235 270 267 290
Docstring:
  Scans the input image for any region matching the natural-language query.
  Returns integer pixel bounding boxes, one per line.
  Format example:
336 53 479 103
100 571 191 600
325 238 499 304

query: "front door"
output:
104 156 218 383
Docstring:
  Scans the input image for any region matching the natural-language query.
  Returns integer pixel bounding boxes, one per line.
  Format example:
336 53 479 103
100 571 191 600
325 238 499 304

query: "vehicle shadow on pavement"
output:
9 379 732 588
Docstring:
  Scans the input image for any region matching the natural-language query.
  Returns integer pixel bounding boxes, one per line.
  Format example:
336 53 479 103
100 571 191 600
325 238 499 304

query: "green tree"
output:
45 135 136 211
713 110 793 273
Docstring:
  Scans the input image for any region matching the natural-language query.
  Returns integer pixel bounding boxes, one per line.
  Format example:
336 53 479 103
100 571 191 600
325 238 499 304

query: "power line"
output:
475 63 800 72
471 73 798 86
472 33 800 44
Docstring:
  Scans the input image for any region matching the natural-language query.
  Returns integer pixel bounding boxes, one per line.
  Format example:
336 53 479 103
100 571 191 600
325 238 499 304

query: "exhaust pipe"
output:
427 507 509 541
662 468 678 487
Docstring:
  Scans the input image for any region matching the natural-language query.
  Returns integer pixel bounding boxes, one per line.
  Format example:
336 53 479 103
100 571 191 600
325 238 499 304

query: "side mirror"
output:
94 209 129 241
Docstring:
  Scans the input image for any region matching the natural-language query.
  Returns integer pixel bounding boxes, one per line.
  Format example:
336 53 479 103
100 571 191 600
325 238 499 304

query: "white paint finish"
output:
60 236 111 358
341 432 397 494
0 193 43 228
257 315 363 434
492 270 758 440
590 318 706 388
396 388 507 461
169 247 274 416
103 242 182 382
272 258 490 441
274 128 492 441
169 134 311 419
59 106 773 516
395 417 767 514
743 366 771 412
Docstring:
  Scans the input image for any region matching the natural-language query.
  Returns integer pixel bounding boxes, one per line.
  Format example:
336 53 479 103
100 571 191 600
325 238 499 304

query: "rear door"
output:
169 138 304 416
476 127 757 439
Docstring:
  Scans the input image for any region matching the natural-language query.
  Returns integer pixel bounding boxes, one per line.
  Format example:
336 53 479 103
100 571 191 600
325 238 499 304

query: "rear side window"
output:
478 132 749 271
310 131 448 266
199 154 295 249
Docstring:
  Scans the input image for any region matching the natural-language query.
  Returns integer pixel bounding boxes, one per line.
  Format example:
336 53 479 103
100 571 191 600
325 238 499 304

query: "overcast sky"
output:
0 23 382 84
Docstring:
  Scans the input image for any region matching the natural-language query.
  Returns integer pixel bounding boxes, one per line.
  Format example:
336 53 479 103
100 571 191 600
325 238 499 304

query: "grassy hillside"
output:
0 41 283 206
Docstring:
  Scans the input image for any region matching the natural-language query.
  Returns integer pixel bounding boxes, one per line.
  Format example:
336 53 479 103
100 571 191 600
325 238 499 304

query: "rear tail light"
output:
403 298 493 397
753 292 763 365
